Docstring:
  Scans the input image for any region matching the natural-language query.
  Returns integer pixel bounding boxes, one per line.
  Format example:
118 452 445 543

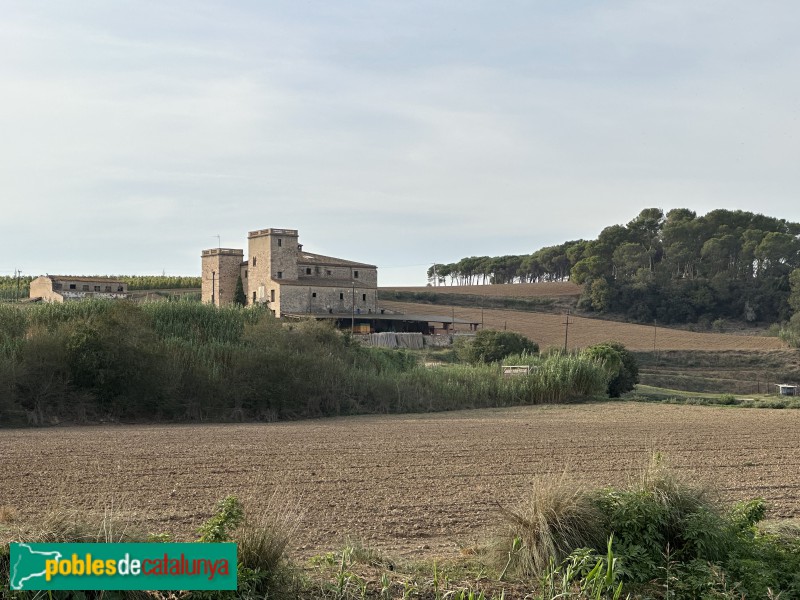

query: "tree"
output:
790 268 800 313
583 341 639 397
234 276 247 306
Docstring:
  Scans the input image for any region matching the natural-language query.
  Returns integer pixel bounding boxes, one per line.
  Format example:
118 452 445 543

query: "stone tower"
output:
246 228 299 308
201 248 244 306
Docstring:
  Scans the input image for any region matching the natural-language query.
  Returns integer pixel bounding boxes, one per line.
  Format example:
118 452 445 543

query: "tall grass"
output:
0 302 608 426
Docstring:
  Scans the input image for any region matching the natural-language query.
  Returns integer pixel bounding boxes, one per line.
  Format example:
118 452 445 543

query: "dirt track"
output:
2 403 799 561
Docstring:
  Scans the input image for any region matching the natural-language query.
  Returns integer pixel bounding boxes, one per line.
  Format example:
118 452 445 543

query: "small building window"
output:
362 294 366 302
339 293 344 300
94 286 101 292
252 291 256 303
354 270 359 278
270 289 275 302
105 286 111 292
252 256 257 266
312 292 317 298
278 238 282 247
69 284 76 290
117 286 123 292
244 270 248 278
82 284 89 291
306 267 312 275
326 270 332 276
277 271 283 279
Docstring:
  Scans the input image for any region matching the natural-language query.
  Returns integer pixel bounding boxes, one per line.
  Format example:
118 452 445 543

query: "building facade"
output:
201 228 378 316
29 276 129 303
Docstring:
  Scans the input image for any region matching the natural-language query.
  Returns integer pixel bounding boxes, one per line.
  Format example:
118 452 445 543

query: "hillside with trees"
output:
429 209 800 329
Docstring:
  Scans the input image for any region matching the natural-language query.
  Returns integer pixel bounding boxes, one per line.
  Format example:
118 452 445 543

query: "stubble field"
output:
2 403 799 562
379 299 786 351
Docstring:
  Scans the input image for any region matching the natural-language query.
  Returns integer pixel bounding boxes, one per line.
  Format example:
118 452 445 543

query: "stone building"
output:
29 275 128 303
201 228 378 317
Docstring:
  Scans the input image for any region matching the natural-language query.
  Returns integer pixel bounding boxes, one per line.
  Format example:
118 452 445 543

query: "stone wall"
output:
297 264 378 287
29 276 59 302
278 285 378 314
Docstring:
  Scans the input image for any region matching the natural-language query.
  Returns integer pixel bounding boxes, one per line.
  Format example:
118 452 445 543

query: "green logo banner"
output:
9 543 237 591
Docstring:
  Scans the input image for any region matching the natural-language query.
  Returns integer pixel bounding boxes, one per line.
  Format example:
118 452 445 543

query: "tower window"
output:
278 238 282 247
270 289 275 302
277 271 283 279
362 294 366 301
252 256 257 266
354 270 359 278
339 293 344 300
312 292 317 298
306 267 311 275
252 291 256 303
244 270 248 278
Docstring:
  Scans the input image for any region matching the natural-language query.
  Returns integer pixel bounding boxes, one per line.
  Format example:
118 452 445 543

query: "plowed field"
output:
2 404 799 561
379 300 786 351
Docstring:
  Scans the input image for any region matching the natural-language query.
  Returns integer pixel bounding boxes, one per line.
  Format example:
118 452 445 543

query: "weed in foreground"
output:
497 473 606 579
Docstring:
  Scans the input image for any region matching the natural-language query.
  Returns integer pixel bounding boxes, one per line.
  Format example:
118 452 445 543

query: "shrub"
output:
456 329 539 364
497 453 800 597
582 341 639 397
498 475 606 578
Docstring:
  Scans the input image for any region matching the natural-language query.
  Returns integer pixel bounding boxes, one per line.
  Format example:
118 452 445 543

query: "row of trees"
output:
431 209 800 324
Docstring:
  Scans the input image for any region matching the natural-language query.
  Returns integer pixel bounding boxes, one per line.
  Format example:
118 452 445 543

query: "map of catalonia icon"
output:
10 543 63 590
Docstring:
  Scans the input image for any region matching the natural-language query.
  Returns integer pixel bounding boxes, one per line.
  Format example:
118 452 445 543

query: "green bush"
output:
456 329 539 364
582 341 639 397
498 454 800 597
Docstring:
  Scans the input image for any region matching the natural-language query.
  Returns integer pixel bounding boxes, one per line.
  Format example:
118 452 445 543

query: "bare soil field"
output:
382 282 582 298
2 403 799 562
379 300 786 351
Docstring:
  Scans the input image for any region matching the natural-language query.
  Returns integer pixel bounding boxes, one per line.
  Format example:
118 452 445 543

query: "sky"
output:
2 1 800 286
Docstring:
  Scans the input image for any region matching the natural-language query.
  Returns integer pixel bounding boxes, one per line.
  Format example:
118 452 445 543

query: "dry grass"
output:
497 474 605 578
0 506 19 524
382 282 582 298
380 300 787 351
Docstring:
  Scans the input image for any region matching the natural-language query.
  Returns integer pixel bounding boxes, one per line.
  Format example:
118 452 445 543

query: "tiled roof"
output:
46 275 127 284
298 252 376 269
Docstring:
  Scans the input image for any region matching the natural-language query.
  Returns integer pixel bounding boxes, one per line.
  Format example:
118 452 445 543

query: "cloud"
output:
1 1 800 284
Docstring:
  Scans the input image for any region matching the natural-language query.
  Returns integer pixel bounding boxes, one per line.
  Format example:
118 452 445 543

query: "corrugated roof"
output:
298 252 376 269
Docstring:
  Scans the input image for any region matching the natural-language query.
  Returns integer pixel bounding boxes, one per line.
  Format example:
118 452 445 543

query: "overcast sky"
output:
2 1 800 285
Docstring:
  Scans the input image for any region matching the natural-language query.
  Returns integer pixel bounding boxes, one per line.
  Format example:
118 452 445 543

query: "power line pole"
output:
653 319 657 353
563 310 572 352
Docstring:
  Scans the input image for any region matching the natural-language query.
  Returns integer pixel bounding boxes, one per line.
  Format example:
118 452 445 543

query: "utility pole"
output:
563 310 572 352
653 319 657 353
